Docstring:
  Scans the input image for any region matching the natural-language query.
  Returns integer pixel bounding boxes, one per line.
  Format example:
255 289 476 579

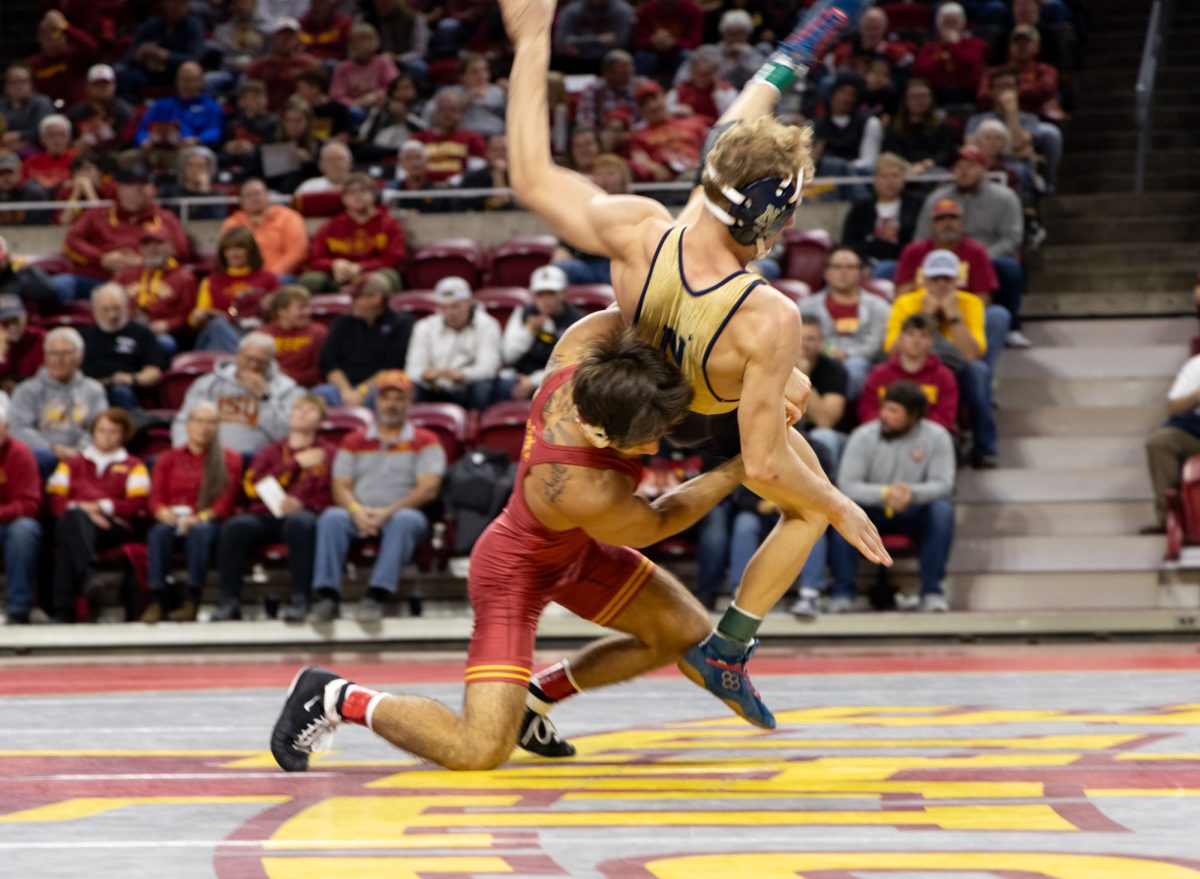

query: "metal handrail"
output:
1134 0 1169 194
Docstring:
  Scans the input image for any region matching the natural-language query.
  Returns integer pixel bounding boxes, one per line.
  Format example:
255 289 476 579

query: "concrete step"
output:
1032 267 1196 293
995 406 1162 437
994 435 1146 468
1020 290 1192 318
995 345 1187 380
956 499 1157 538
1019 317 1192 347
948 535 1163 574
1038 213 1200 245
1032 242 1200 269
996 377 1170 408
1052 148 1200 177
1064 128 1200 151
1058 169 1200 194
954 571 1163 611
955 467 1152 502
1069 108 1200 129
1041 193 1200 222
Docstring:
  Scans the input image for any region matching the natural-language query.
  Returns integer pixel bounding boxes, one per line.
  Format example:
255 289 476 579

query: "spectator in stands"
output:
842 153 923 279
1 64 53 151
1005 0 1070 71
300 0 354 61
885 249 998 468
390 140 450 213
46 407 149 623
0 399 41 625
406 276 502 411
575 50 642 131
553 0 636 71
812 74 882 179
633 0 704 82
828 7 914 78
54 153 112 227
24 115 76 195
371 0 429 82
160 146 225 221
1144 354 1200 534
67 65 135 156
82 283 167 410
860 313 958 434
969 66 1061 194
0 153 49 227
9 326 107 477
143 401 242 623
245 18 320 112
830 380 956 613
316 273 413 407
220 80 277 180
628 82 707 182
861 56 900 118
798 248 890 401
551 153 629 284
358 75 424 161
332 24 400 118
796 315 849 466
119 232 197 358
118 0 206 100
429 53 507 139
264 96 321 194
261 285 327 387
311 370 445 622
296 140 354 196
57 165 191 303
173 332 301 459
911 2 987 107
978 25 1064 122
0 296 45 394
0 242 57 316
206 0 268 94
668 46 737 122
213 393 335 621
970 119 1042 225
456 134 514 212
568 127 601 173
412 90 488 183
916 145 1028 348
702 9 764 91
499 266 586 400
222 178 309 280
26 8 98 108
300 173 407 294
191 227 280 352
881 78 958 172
295 66 356 143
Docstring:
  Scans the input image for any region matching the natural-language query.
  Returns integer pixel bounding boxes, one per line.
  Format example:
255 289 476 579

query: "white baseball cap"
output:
921 249 960 279
87 64 116 83
433 276 473 303
530 265 567 294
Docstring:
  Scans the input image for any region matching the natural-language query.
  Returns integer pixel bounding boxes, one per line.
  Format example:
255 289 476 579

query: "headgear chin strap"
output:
703 164 804 259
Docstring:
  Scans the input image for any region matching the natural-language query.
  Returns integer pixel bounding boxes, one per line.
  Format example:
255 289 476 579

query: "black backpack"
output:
443 448 517 555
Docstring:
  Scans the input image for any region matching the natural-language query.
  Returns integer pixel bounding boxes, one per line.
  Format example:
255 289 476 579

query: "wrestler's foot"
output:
270 666 347 772
678 632 776 730
517 708 577 758
776 0 866 68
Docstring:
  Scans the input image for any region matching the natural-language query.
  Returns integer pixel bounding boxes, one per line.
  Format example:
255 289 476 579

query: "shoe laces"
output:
522 713 566 748
294 714 338 754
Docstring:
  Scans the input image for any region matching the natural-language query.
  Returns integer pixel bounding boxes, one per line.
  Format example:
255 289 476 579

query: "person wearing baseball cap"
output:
244 14 321 110
0 151 52 226
885 248 999 468
0 292 47 393
67 63 135 154
628 77 708 180
499 265 587 401
406 276 502 411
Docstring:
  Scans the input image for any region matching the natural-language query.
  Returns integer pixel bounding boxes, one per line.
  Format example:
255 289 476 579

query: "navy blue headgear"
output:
702 168 803 248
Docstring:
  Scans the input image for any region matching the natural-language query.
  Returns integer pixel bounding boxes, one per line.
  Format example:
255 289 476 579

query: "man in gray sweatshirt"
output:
829 379 956 614
171 332 301 458
9 326 107 477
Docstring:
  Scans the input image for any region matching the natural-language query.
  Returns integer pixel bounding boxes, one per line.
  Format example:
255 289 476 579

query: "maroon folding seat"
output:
408 238 485 289
488 235 557 287
477 400 532 462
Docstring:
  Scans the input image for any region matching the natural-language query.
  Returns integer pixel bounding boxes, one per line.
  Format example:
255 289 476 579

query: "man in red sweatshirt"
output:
859 313 959 435
55 166 191 303
0 401 42 624
0 295 46 394
213 394 336 622
299 173 406 294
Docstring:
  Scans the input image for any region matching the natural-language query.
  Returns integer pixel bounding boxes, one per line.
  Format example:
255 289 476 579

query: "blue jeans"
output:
991 256 1025 331
32 446 59 480
1 517 41 615
984 304 1012 374
1033 121 1062 192
107 383 142 410
955 359 998 456
313 506 428 593
555 257 611 285
841 356 873 402
829 499 955 597
147 520 219 593
51 273 104 304
157 334 179 359
807 427 848 474
729 510 829 593
695 500 731 607
195 316 241 352
414 380 495 412
871 259 897 281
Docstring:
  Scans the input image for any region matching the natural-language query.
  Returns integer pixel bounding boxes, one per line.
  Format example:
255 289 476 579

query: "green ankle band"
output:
752 56 801 94
717 604 762 643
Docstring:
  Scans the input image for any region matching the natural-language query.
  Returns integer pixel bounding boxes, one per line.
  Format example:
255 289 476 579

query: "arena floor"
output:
3 643 1200 878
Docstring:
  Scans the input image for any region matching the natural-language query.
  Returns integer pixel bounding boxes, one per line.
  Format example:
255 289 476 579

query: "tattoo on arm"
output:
541 463 569 504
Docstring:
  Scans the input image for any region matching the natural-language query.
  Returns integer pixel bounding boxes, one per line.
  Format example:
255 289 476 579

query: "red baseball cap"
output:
634 81 664 103
956 145 989 166
375 370 413 394
932 198 963 219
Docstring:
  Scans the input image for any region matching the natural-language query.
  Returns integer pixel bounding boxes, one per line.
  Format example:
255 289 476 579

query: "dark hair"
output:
900 313 935 335
93 407 134 444
458 52 489 79
342 171 377 198
829 246 862 267
891 77 944 141
883 379 928 418
216 225 264 272
267 283 311 320
989 66 1019 87
572 329 693 449
799 312 824 330
296 66 330 93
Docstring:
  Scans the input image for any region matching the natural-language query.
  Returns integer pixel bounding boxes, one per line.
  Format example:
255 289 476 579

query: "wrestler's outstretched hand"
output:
828 492 893 566
498 0 555 44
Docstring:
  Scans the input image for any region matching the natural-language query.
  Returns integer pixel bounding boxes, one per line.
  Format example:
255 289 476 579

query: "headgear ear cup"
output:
702 168 804 248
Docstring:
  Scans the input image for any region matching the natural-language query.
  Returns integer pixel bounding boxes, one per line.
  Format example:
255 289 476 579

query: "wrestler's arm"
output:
502 0 670 260
563 459 746 549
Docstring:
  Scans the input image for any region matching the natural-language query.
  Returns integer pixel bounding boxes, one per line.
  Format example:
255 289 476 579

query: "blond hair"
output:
702 116 814 206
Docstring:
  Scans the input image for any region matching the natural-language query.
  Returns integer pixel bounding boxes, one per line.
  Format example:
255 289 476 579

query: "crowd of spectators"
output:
0 0 1085 623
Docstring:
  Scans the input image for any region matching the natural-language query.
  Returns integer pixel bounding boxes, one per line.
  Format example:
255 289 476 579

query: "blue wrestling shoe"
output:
677 632 777 730
777 0 867 68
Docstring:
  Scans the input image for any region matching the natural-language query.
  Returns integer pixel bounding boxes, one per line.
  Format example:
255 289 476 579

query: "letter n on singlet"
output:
660 326 686 366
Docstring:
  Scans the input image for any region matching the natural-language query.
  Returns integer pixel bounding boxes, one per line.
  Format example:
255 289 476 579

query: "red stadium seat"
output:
862 277 894 301
477 400 532 462
881 2 931 37
409 402 471 462
408 238 485 289
782 228 834 289
292 190 345 218
38 311 93 329
388 290 439 319
309 293 352 325
882 534 917 555
1190 335 1200 357
475 286 532 326
488 235 557 287
1164 453 1200 560
771 278 812 304
170 351 233 372
160 353 234 408
320 406 375 446
128 410 177 460
563 283 616 313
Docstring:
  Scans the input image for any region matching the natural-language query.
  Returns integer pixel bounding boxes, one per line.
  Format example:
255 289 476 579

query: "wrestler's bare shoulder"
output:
546 309 625 371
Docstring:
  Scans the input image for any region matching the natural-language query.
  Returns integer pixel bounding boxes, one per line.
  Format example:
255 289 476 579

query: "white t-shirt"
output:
1168 354 1200 403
